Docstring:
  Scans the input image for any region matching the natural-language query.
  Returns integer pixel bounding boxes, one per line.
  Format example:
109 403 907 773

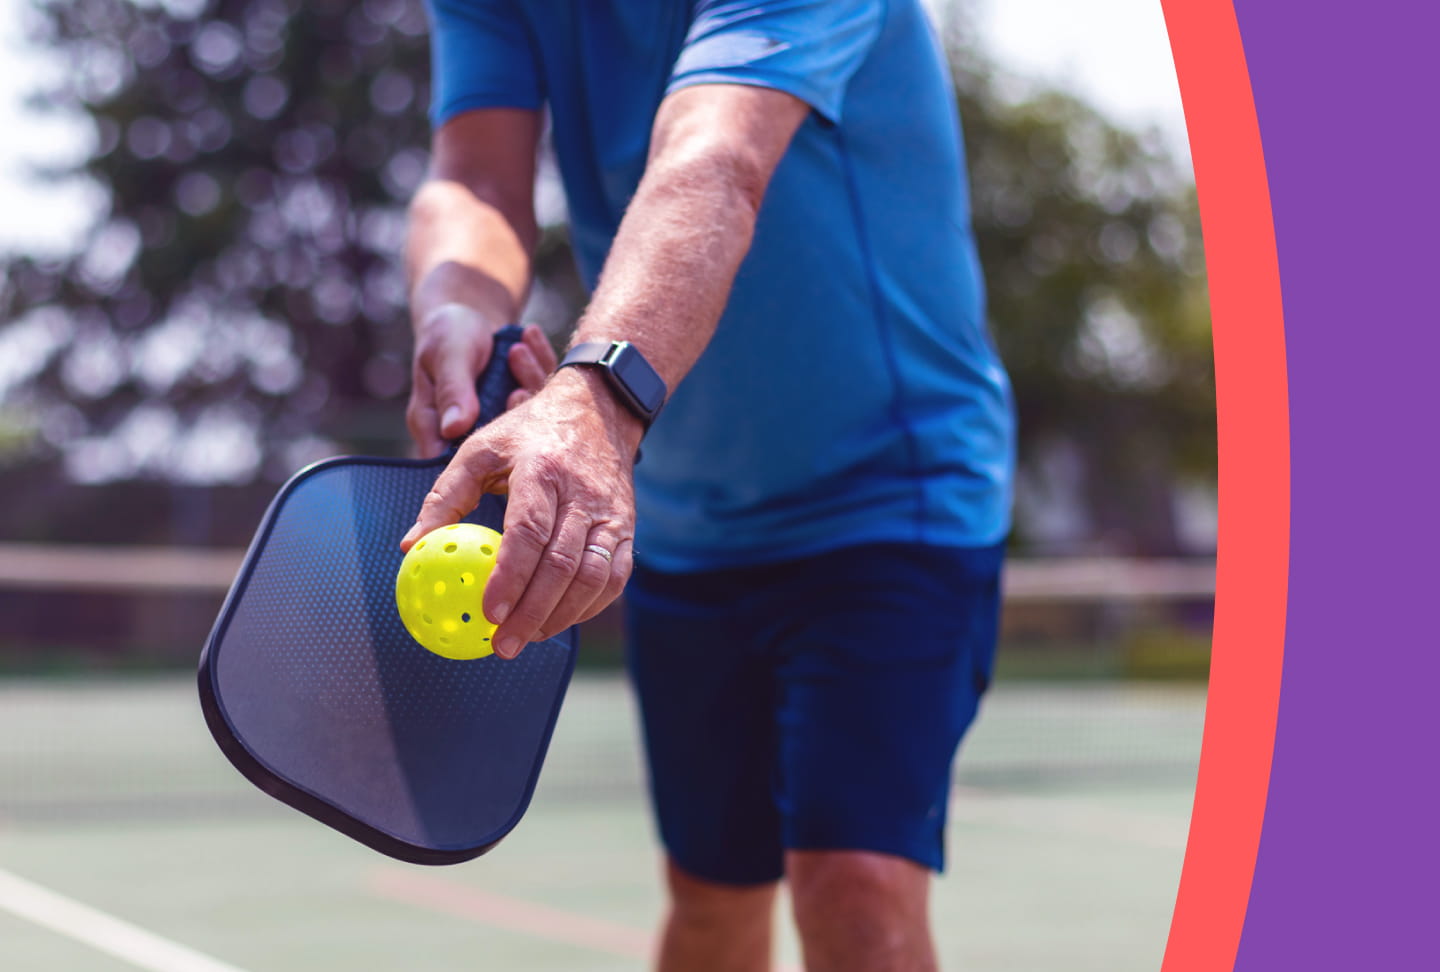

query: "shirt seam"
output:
834 123 927 544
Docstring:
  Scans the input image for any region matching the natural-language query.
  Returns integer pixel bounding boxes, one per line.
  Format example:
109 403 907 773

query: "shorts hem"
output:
665 850 785 888
784 835 944 875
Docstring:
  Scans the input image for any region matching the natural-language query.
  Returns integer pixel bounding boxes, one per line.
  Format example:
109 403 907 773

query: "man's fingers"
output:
406 370 447 458
412 304 493 442
507 388 533 410
434 360 483 440
491 506 592 659
400 440 506 550
481 460 560 635
579 537 634 626
406 400 445 459
508 336 550 395
522 322 559 372
540 531 629 637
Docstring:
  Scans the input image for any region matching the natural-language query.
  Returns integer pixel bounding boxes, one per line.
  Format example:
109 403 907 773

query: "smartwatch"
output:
557 341 667 429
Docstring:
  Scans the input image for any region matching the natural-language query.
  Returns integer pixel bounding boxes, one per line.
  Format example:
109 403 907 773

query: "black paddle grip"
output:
477 324 525 428
444 324 524 456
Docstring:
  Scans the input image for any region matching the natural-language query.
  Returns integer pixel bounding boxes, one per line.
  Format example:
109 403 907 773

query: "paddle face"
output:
199 326 576 865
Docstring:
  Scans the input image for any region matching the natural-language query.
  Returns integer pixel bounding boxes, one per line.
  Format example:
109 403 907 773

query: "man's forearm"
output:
565 85 810 396
570 156 761 391
406 177 536 332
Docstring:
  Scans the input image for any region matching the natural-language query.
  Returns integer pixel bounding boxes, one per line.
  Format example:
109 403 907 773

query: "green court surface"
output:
0 674 1203 971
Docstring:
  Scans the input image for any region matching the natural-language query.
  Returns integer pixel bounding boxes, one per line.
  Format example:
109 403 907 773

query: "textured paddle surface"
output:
202 325 576 859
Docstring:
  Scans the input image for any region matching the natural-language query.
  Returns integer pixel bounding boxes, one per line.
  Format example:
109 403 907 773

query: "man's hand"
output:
404 107 542 455
405 309 557 458
401 367 642 659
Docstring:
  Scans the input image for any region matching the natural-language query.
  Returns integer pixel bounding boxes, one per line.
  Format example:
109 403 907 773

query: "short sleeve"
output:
667 0 884 124
425 0 544 126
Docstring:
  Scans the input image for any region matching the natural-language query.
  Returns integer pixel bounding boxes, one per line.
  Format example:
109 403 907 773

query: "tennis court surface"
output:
0 673 1202 971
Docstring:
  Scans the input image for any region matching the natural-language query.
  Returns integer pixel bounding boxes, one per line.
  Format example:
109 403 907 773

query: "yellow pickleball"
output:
395 523 502 659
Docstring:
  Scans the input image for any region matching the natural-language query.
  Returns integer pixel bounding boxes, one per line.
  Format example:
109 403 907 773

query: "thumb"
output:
433 343 486 441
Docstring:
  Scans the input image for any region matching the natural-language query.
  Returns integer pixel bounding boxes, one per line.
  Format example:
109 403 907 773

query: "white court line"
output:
0 866 248 972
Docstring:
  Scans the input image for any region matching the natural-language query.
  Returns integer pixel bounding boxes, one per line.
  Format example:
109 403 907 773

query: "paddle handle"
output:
475 324 526 428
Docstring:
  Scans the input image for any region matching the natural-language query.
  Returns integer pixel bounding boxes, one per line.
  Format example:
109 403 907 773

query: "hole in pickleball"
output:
433 581 446 596
416 541 426 550
439 636 450 645
444 524 460 531
461 613 471 623
411 564 421 576
480 545 494 556
444 542 458 553
460 572 475 586
422 614 433 625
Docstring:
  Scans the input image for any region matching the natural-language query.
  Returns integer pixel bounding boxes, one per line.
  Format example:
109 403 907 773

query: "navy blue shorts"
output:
624 541 1003 885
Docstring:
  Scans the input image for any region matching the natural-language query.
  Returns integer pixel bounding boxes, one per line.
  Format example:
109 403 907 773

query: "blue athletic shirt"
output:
426 0 1016 571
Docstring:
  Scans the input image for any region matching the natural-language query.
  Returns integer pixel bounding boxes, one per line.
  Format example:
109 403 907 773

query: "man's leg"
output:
624 563 788 971
658 860 778 972
767 543 1004 972
786 850 936 972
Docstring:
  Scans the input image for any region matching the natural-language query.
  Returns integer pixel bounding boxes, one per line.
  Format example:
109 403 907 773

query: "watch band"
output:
557 340 667 428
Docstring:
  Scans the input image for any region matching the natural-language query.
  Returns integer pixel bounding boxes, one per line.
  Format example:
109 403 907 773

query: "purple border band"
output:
1233 2 1440 967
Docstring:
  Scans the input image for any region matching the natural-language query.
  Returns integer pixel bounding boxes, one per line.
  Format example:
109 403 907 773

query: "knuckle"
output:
526 452 567 487
461 437 501 469
513 603 548 631
414 334 443 365
573 556 610 589
605 575 628 606
418 488 458 518
504 515 552 552
436 368 468 392
541 546 582 576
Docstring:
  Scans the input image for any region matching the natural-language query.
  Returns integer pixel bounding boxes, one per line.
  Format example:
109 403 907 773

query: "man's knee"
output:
787 850 930 926
787 851 935 971
666 859 778 921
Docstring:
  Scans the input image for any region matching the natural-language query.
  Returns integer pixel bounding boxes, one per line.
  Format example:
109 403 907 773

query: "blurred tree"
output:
952 51 1214 554
1 0 436 487
0 0 1211 554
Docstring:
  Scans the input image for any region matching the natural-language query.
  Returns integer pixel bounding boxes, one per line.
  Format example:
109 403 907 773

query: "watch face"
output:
612 345 667 414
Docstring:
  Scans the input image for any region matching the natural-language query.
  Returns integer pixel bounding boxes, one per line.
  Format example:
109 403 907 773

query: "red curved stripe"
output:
1158 2 1289 970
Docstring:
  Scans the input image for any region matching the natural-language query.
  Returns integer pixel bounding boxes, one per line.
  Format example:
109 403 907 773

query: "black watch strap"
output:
557 341 667 428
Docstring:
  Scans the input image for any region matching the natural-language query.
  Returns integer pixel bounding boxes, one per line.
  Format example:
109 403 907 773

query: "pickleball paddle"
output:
198 325 577 865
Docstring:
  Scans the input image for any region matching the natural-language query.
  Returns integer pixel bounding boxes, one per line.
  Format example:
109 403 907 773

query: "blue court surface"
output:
0 673 1202 971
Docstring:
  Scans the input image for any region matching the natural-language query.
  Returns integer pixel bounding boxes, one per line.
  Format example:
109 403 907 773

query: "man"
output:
400 2 1014 969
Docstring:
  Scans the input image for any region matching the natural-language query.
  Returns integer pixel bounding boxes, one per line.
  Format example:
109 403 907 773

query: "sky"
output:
968 0 1187 154
0 0 99 255
0 0 1190 259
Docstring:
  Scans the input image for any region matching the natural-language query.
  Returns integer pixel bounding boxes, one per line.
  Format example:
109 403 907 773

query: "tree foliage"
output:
0 0 1212 553
2 0 433 484
954 53 1214 552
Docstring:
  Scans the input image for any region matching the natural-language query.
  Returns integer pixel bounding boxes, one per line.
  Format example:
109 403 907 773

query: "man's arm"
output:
567 84 809 392
404 108 554 457
402 84 811 658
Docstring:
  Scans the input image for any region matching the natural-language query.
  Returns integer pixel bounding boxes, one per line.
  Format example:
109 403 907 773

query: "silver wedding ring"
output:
584 544 614 563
